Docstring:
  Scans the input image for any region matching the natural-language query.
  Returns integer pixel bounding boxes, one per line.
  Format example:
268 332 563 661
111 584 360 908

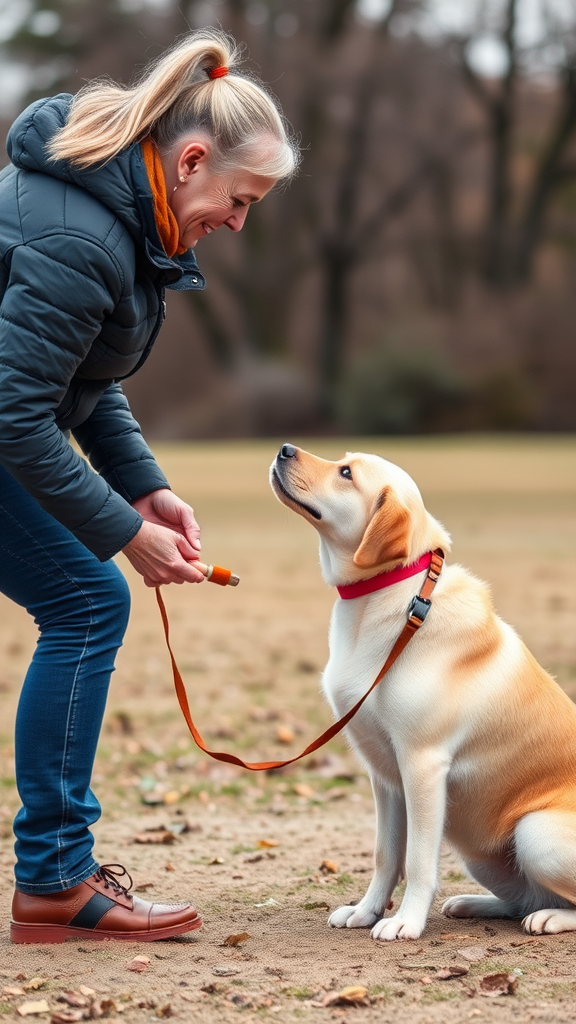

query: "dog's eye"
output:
339 465 352 480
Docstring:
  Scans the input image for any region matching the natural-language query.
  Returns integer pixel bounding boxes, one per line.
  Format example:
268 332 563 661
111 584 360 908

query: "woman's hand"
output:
122 520 205 587
131 489 201 552
122 489 204 587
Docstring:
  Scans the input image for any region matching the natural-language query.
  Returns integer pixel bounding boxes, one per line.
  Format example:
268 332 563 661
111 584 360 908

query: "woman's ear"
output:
353 486 412 569
177 140 209 179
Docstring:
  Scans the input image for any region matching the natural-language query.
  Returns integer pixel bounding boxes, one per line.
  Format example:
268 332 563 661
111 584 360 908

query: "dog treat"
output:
196 562 240 587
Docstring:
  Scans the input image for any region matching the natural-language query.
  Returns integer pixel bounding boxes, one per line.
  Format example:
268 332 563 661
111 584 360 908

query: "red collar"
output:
337 552 433 600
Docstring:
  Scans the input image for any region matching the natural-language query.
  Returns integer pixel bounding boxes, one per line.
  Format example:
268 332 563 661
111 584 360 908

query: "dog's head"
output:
270 444 451 585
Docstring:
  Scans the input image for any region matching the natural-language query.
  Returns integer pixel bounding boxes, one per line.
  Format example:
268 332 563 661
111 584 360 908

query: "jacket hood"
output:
6 94 204 290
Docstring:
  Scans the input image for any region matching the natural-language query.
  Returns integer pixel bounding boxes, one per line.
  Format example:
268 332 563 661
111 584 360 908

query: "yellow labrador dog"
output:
270 443 576 940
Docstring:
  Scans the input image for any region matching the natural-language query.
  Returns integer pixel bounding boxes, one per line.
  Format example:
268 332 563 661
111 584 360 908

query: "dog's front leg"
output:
329 774 406 929
371 750 450 941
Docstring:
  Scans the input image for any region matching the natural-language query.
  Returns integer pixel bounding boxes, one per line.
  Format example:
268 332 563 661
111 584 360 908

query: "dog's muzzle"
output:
272 445 322 521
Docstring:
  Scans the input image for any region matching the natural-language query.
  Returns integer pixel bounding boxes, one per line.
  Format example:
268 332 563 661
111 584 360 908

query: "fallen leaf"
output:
437 965 470 979
479 972 518 997
420 976 434 986
223 932 250 947
320 859 338 874
127 955 151 973
133 829 177 845
212 967 240 977
510 938 537 947
339 986 369 1004
200 983 218 993
50 1012 84 1023
77 987 95 998
303 901 330 910
165 862 175 871
276 726 295 744
244 853 264 863
23 979 47 992
56 992 89 1008
208 856 225 865
2 987 25 997
162 791 180 806
155 1005 174 1017
293 783 315 798
134 881 155 892
254 898 278 907
90 998 119 1017
323 986 369 1007
17 1000 51 1017
458 946 487 961
257 839 279 848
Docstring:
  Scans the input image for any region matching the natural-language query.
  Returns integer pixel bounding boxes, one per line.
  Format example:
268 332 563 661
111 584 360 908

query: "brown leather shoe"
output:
10 864 202 943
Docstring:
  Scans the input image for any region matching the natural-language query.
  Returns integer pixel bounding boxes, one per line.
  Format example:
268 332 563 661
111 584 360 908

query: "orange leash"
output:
155 550 444 772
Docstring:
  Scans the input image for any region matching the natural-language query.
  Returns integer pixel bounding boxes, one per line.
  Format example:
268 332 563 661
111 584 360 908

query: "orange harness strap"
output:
155 549 444 772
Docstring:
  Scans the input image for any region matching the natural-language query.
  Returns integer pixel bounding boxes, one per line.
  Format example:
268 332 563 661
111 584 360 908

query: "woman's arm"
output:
73 386 204 585
0 236 145 560
72 383 171 504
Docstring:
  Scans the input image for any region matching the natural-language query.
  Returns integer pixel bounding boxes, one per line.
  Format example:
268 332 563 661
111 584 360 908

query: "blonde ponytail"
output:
48 28 299 179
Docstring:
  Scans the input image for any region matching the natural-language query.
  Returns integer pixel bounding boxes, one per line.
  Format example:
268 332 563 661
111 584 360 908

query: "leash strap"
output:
155 549 444 772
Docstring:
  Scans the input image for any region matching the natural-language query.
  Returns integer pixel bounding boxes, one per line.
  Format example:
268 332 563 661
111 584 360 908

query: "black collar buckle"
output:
407 595 432 625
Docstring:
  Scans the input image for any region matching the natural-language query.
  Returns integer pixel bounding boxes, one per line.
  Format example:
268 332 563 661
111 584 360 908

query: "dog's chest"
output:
322 596 445 786
322 616 409 785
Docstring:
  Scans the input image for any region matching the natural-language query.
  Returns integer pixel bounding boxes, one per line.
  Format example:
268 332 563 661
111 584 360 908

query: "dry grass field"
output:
1 436 576 1023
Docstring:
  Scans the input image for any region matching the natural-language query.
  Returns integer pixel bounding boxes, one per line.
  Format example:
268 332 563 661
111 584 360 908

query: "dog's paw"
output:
442 895 477 918
371 915 424 941
328 904 380 929
523 908 576 935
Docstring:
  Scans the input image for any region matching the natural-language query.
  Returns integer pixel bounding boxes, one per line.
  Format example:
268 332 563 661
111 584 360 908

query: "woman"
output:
0 28 299 943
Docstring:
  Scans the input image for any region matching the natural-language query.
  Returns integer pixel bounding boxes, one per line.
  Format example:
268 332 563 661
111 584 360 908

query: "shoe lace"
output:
94 863 134 900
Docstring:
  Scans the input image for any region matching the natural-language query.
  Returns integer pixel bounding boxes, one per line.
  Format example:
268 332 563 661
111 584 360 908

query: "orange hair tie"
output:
208 66 229 80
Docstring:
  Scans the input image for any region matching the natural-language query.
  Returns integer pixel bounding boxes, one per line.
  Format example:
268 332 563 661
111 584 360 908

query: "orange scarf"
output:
141 136 187 258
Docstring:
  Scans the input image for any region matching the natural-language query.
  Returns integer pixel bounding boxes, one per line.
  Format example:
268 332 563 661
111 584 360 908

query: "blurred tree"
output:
2 0 576 433
454 0 576 285
185 0 444 418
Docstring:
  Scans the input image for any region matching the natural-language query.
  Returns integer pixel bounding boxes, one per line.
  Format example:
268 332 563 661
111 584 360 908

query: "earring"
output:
173 175 188 192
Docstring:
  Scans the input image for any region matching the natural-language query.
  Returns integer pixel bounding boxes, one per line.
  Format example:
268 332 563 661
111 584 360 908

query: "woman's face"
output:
167 139 277 250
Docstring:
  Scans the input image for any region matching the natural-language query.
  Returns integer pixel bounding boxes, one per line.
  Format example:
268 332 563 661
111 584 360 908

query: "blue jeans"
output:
0 465 131 893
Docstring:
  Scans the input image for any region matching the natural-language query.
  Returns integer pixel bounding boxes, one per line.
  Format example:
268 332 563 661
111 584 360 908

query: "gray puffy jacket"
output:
0 94 205 560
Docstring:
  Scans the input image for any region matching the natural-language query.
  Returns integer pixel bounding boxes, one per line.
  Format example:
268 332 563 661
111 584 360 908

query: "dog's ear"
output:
353 487 411 569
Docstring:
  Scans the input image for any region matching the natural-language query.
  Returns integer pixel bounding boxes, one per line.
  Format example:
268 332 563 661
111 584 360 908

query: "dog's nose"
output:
279 444 298 459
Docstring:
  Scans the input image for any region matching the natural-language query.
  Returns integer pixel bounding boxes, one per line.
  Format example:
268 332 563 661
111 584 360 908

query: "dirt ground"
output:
1 436 576 1024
